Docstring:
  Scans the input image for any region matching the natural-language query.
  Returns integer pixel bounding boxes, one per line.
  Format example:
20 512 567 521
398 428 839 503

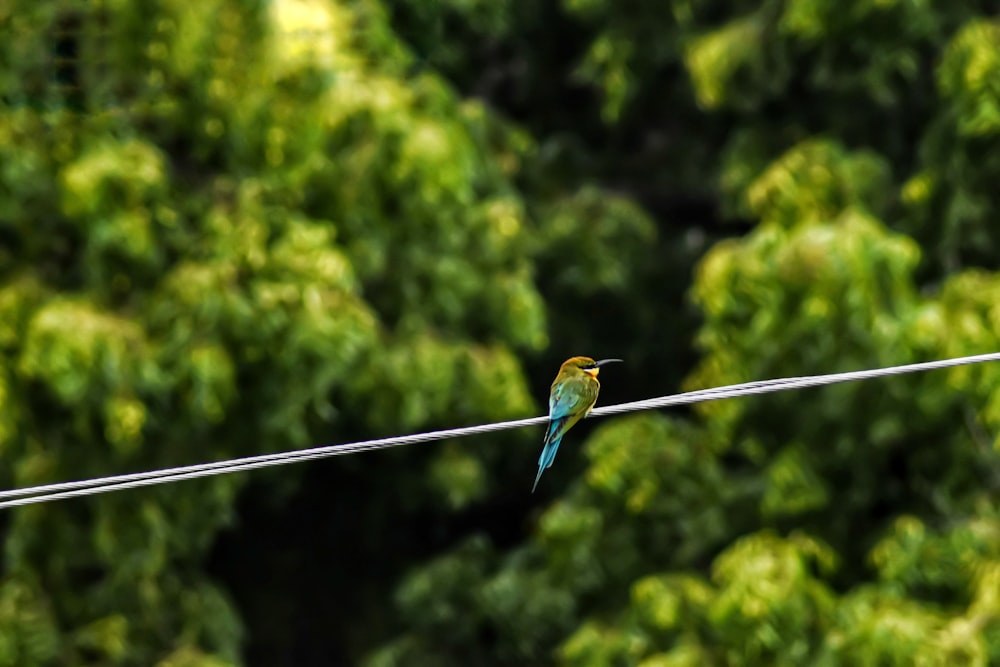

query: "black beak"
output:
594 358 623 368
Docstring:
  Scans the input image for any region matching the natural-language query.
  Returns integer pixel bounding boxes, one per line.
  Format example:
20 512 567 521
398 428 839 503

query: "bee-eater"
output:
533 356 622 492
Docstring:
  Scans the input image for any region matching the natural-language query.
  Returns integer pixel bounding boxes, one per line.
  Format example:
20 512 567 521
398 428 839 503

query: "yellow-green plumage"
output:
533 356 622 492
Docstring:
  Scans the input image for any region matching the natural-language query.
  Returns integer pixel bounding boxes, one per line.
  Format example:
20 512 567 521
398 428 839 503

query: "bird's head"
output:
561 356 623 378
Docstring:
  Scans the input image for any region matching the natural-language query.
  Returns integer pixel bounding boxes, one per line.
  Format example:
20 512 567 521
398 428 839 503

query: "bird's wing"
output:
548 376 597 426
549 379 586 421
548 381 572 420
536 374 601 489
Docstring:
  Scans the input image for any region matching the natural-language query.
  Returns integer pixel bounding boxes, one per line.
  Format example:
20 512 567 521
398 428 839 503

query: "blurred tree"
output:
364 3 1000 667
1 0 550 663
2 0 1000 665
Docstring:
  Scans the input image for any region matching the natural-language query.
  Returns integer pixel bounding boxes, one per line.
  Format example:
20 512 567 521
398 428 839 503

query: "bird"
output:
533 356 622 492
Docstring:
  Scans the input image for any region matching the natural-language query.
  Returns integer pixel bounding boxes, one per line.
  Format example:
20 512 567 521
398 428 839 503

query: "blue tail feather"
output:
532 419 566 493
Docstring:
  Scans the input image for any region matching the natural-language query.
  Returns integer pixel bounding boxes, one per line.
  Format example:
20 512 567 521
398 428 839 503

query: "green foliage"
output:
903 18 1000 271
1 0 546 663
365 1 1000 659
0 576 59 667
4 0 1000 664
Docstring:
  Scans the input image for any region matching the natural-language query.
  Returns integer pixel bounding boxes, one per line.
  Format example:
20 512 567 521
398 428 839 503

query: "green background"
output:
2 0 1000 664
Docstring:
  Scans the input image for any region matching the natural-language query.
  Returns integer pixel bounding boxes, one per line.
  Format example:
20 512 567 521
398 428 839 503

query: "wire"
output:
2 351 999 509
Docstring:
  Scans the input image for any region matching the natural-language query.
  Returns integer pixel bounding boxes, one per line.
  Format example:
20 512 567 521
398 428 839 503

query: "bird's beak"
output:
594 359 623 368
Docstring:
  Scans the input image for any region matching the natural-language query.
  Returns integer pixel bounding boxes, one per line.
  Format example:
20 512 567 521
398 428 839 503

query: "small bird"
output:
533 356 622 492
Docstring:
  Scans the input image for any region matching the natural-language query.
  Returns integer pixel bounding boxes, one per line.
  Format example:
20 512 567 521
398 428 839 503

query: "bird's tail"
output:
532 419 566 493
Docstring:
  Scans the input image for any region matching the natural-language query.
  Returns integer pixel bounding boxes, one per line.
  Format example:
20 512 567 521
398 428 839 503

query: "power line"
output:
2 351 999 509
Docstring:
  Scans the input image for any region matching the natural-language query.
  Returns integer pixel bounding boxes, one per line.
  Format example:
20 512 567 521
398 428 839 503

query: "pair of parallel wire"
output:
3 352 999 509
